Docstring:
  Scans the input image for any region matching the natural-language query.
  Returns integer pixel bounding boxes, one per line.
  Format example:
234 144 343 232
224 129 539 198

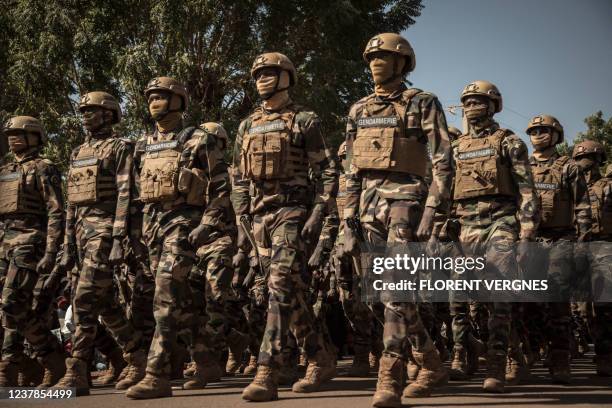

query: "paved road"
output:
3 354 611 408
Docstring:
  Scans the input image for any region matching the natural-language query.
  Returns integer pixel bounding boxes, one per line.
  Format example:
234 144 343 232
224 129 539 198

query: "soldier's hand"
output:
416 206 436 241
59 243 76 271
42 270 61 295
237 225 250 251
188 224 213 248
36 252 56 275
301 204 325 244
233 251 247 269
341 221 359 257
308 238 331 269
109 238 124 265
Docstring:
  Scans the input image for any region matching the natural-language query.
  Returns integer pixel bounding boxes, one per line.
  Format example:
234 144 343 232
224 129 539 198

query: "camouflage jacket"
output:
133 124 231 230
65 135 133 243
454 122 539 238
231 100 338 216
529 152 591 241
587 171 612 240
344 84 453 221
0 149 64 253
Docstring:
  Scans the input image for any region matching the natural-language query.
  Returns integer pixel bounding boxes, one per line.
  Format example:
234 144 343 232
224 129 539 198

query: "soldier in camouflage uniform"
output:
55 92 146 396
525 114 591 384
573 141 612 377
234 52 338 402
125 77 231 399
453 80 539 393
0 116 66 388
341 33 453 408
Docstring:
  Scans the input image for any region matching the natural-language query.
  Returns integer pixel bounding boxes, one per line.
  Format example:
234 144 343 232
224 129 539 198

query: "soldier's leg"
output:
590 244 612 376
127 240 155 352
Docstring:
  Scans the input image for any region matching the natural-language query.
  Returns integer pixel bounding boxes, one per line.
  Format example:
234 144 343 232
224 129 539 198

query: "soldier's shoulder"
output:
499 130 529 158
408 88 439 104
294 105 320 124
34 157 61 177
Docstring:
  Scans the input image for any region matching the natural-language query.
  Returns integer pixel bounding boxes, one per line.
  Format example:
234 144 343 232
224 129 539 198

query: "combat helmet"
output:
79 91 122 124
3 116 47 144
461 80 503 113
251 52 297 86
144 77 189 110
573 140 607 164
363 33 416 74
201 122 228 144
526 114 564 144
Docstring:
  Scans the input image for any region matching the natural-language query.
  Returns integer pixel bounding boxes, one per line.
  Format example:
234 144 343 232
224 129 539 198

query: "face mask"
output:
577 157 596 171
149 97 170 120
256 73 278 99
369 56 396 85
530 134 552 151
464 104 489 120
8 133 28 153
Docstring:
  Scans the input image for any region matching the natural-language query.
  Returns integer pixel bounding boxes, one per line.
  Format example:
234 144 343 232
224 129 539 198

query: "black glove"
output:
188 224 213 248
308 238 331 269
109 237 124 265
416 206 436 242
59 243 76 271
301 204 325 244
36 252 56 275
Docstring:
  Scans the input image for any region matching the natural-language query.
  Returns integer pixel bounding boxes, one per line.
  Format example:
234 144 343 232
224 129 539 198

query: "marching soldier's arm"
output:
38 163 65 254
303 112 339 210
344 105 362 219
198 131 232 230
112 141 133 238
230 121 251 217
566 162 592 241
504 135 540 239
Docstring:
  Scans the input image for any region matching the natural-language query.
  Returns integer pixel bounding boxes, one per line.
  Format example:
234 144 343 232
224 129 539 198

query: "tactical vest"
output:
336 173 347 218
67 140 117 205
140 128 208 206
0 160 45 216
453 129 516 200
241 109 309 182
589 178 612 237
532 156 573 229
351 89 429 178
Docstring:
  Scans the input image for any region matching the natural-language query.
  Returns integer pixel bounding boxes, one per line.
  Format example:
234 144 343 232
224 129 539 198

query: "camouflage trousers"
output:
246 273 268 356
458 214 517 354
253 206 329 368
71 214 141 361
0 238 60 361
125 236 155 351
362 198 436 359
142 206 201 377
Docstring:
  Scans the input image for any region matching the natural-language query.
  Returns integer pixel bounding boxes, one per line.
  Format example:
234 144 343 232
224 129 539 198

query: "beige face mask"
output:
256 70 290 99
369 53 404 85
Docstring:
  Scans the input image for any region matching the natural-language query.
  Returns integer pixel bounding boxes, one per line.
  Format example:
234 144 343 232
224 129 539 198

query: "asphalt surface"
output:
3 353 611 408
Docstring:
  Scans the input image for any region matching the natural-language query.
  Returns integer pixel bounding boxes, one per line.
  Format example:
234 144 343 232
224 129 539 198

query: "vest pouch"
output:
177 167 193 193
390 138 428 177
0 172 21 215
353 127 394 170
263 132 286 179
244 133 266 180
67 158 100 205
140 153 180 203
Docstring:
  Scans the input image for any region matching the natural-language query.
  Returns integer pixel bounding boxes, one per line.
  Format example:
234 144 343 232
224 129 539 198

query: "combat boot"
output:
202 359 223 382
298 352 307 371
549 349 571 384
116 362 129 383
595 353 612 377
19 357 43 387
371 355 404 408
55 357 90 396
115 349 147 390
292 354 336 393
278 364 298 385
37 350 66 388
170 344 188 380
505 346 529 385
483 350 506 393
226 329 249 376
183 361 196 377
0 360 19 387
242 365 278 402
182 362 207 389
97 348 127 386
125 373 172 399
449 344 468 380
402 349 448 397
406 349 419 381
225 351 241 376
348 347 371 377
243 355 258 376
369 350 381 370
466 334 485 374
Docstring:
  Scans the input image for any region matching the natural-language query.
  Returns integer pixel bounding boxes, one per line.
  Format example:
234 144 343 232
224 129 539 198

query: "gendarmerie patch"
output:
357 116 398 128
535 182 559 190
0 172 21 181
146 140 179 152
71 158 98 168
249 120 286 134
457 148 495 160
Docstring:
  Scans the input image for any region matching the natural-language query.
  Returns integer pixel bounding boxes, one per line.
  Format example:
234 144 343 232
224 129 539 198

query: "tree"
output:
574 111 612 168
0 0 423 171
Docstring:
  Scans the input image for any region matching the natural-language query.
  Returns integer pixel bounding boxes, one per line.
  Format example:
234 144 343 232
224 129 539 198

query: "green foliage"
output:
0 0 423 171
574 110 612 168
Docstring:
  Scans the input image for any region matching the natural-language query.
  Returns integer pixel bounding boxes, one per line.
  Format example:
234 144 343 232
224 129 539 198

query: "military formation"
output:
0 32 610 407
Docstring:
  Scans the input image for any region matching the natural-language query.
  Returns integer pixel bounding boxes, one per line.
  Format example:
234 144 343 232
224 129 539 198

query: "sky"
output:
402 0 612 146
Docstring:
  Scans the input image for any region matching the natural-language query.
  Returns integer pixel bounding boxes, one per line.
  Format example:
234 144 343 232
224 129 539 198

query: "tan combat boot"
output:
371 355 404 408
19 357 44 387
225 351 241 376
97 348 127 386
403 349 448 397
226 329 249 376
505 346 529 385
116 362 130 383
183 361 196 377
125 373 172 399
369 351 381 370
549 349 571 384
406 349 419 381
596 353 612 377
37 351 66 388
466 333 485 374
242 365 278 401
348 347 371 377
292 353 336 393
182 362 207 389
115 350 147 390
0 360 19 387
449 344 468 380
243 355 258 376
483 350 506 393
55 357 90 396
202 359 223 382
